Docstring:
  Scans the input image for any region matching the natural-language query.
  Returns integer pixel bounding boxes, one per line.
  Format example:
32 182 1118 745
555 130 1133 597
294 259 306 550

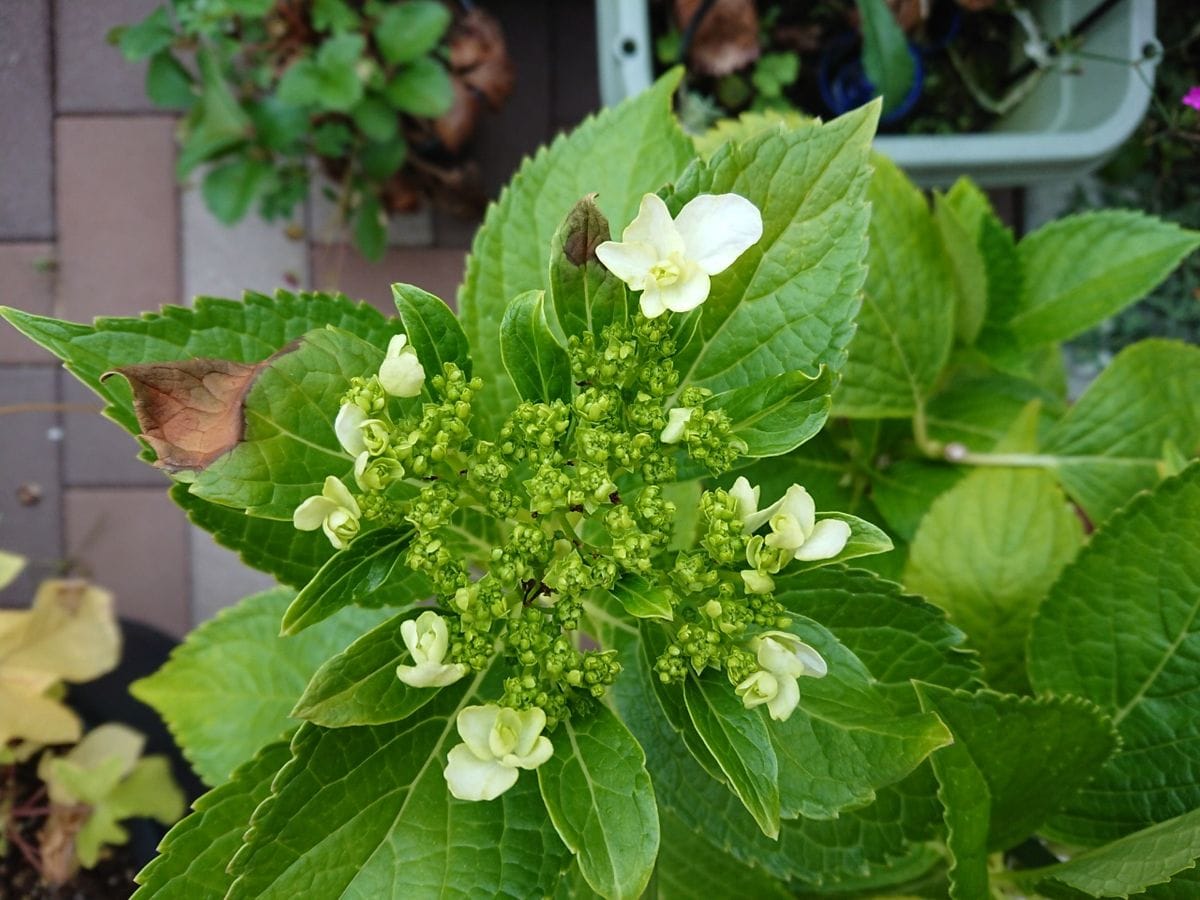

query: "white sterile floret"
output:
595 192 763 318
334 402 368 456
729 475 774 533
659 406 695 444
738 631 828 721
292 476 361 550
378 334 425 398
763 484 851 562
395 611 468 688
443 705 554 801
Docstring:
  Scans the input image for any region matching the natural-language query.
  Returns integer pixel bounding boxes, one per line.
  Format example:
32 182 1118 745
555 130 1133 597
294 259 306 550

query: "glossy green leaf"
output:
705 368 833 457
383 57 453 117
655 809 790 900
132 742 291 899
547 195 630 342
189 326 382 518
1006 210 1200 347
836 153 955 417
146 50 195 109
227 670 571 897
176 50 251 176
1029 464 1200 845
668 103 877 403
871 460 964 542
942 177 1022 330
278 33 365 112
857 0 915 113
392 282 472 381
202 158 271 225
500 290 572 404
683 670 781 838
292 610 439 727
934 190 987 344
113 6 174 61
459 71 694 435
281 527 431 634
374 1 451 65
608 574 673 621
351 94 398 143
538 704 659 899
131 588 388 787
1041 339 1200 526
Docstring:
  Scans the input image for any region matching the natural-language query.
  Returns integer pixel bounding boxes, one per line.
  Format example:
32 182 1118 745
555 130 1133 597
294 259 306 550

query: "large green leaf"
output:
1028 464 1200 846
537 704 659 899
835 154 955 417
500 290 572 405
905 409 1083 692
705 368 833 457
942 178 1022 330
915 685 1119 899
1004 210 1200 347
132 742 291 899
227 669 570 897
1041 340 1200 526
281 526 431 634
0 291 397 440
130 588 388 787
655 809 789 899
189 326 382 517
459 72 694 435
292 610 438 728
933 190 987 344
1021 808 1200 899
547 195 631 341
667 103 877 401
392 283 472 382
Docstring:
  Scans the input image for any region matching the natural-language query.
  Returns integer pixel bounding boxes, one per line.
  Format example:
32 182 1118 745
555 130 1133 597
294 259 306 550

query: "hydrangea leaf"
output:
132 741 291 900
499 290 572 405
933 190 987 344
1023 808 1200 899
834 153 955 418
131 587 389 787
941 177 1022 330
227 668 570 897
608 574 674 621
1003 210 1200 348
667 102 878 401
870 460 965 542
459 71 694 435
905 405 1083 692
1028 464 1200 846
537 703 659 899
189 326 382 517
705 368 833 458
281 526 431 635
787 511 893 573
914 685 1119 899
654 808 790 899
547 194 631 342
1041 339 1200 526
292 610 438 728
392 283 472 382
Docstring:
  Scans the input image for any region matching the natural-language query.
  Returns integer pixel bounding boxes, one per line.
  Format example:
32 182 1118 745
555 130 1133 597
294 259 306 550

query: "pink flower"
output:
1182 87 1200 111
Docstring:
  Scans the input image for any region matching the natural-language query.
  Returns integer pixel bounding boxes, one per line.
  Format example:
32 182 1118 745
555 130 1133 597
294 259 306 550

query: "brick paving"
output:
0 0 604 634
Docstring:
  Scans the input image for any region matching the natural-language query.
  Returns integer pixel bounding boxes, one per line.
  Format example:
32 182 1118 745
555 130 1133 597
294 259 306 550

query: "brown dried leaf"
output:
956 0 996 10
676 0 760 77
39 804 89 886
104 358 269 473
448 7 514 109
888 0 930 32
433 77 482 154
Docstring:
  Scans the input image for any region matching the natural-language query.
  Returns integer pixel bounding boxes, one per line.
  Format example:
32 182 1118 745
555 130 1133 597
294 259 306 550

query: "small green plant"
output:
0 559 184 888
3 75 1199 898
111 0 513 259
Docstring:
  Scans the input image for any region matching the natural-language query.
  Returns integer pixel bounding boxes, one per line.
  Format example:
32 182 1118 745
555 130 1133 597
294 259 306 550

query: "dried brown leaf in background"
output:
448 7 515 109
675 0 760 77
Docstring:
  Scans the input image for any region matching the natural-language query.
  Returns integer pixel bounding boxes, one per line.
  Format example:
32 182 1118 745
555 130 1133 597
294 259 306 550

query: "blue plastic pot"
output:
818 31 925 126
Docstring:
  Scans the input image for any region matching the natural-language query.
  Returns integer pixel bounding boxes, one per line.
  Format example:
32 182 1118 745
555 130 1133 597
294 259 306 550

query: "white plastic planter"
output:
596 0 1158 186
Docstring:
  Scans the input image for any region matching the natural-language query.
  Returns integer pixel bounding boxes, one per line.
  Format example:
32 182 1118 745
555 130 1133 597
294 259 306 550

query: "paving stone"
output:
0 366 63 606
55 0 162 113
309 174 434 248
56 117 179 321
0 1 54 239
0 244 57 363
189 526 276 625
182 181 308 303
60 375 165 487
311 244 466 314
63 487 190 636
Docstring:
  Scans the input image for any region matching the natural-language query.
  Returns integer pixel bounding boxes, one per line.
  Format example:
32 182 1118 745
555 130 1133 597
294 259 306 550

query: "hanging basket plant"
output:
111 0 515 259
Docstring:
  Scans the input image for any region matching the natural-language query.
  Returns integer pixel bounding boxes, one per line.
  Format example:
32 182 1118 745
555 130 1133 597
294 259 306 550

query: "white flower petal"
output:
766 674 801 721
457 705 501 760
396 661 467 688
386 334 409 357
594 240 656 289
293 496 337 532
674 193 763 275
778 485 816 536
745 494 785 534
444 744 519 801
512 707 547 758
765 513 808 552
379 351 425 398
794 643 828 678
658 266 711 313
756 635 805 680
507 734 553 770
740 569 775 594
735 670 779 710
637 281 668 318
729 477 760 528
621 193 684 258
793 518 851 562
334 404 368 456
322 476 360 517
660 407 694 444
